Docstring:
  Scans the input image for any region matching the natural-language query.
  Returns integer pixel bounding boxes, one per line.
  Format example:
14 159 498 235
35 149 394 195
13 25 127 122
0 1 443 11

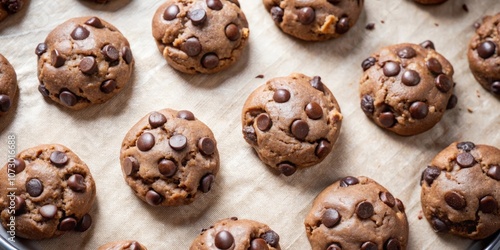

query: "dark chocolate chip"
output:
14 196 25 212
178 110 195 120
356 201 374 219
198 137 216 155
214 230 234 249
336 17 350 34
380 192 395 207
397 47 417 59
446 94 458 110
35 43 47 56
158 159 177 177
457 141 475 152
0 95 11 112
435 74 452 92
432 217 448 232
256 113 272 131
75 214 92 232
477 41 496 59
395 199 405 213
456 152 475 168
379 112 395 128
322 208 340 228
149 112 167 128
479 196 498 214
145 190 163 205
250 238 269 250
59 217 77 231
327 0 341 4
365 23 375 30
361 241 377 250
137 132 155 151
59 90 77 107
340 176 359 187
444 191 466 210
386 238 401 250
261 230 279 247
169 134 187 151
40 204 57 219
71 26 90 40
85 17 104 28
305 102 323 119
51 49 65 68
79 57 98 75
409 101 428 119
181 37 202 57
310 76 324 92
361 95 374 114
225 23 240 41
230 217 238 221
123 156 139 176
207 0 223 10
426 58 442 74
278 163 296 176
200 174 215 193
361 57 376 71
420 40 435 50
270 6 284 23
12 158 25 174
487 165 500 180
164 5 180 21
383 61 400 77
297 7 315 25
50 151 68 166
100 80 117 94
491 81 500 95
102 44 119 62
326 244 341 250
188 9 207 26
315 140 331 159
38 84 50 97
422 166 441 186
122 47 133 64
201 53 219 69
291 120 309 140
402 70 420 86
68 174 86 192
273 89 291 103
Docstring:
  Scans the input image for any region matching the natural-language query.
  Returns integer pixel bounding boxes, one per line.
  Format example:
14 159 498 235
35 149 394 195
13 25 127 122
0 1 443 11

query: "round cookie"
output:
190 217 281 250
241 73 342 176
120 108 219 206
262 0 364 41
413 0 447 4
359 42 457 136
467 13 500 96
305 176 409 250
98 240 148 250
152 0 249 74
420 142 500 239
0 0 24 22
0 144 96 240
36 16 134 110
0 53 17 116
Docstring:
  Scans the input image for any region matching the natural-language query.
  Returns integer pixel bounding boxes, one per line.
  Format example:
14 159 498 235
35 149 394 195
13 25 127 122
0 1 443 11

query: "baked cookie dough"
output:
305 176 409 250
0 53 17 116
468 13 500 96
263 0 364 41
120 108 219 206
152 0 249 74
242 73 342 176
0 144 96 240
98 240 148 250
413 0 447 4
0 0 24 22
420 142 500 239
359 42 456 136
36 16 134 110
190 217 281 250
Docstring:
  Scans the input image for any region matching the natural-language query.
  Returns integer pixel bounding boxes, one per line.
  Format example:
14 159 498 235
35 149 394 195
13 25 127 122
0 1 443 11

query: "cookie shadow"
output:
76 0 132 11
0 0 31 32
0 86 20 133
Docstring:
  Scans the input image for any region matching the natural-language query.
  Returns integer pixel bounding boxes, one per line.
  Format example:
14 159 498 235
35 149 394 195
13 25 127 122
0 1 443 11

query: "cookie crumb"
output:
476 90 480 98
467 108 473 113
418 210 423 220
380 20 385 24
434 23 439 27
462 4 469 12
365 23 375 30
474 22 481 29
255 74 264 79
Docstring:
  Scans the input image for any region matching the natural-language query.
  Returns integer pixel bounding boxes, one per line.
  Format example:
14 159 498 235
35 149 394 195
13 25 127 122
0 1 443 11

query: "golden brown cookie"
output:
413 0 447 4
241 73 342 176
0 144 96 240
152 0 249 74
190 217 281 250
36 16 134 110
120 108 219 206
0 53 17 116
420 142 500 240
98 240 148 250
0 0 24 22
305 176 409 250
468 13 500 96
262 0 364 41
359 42 457 136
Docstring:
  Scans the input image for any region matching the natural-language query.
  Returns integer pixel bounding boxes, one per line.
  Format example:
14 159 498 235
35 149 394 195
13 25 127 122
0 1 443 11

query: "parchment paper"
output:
1 0 499 249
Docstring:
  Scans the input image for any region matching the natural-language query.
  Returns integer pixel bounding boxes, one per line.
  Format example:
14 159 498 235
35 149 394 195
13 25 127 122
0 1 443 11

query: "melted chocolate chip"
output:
361 57 376 71
100 80 117 93
0 95 10 112
250 238 269 250
383 61 400 77
327 244 341 250
164 5 180 21
322 208 340 228
199 174 215 193
270 6 284 23
169 134 187 151
446 94 458 110
426 58 442 74
79 57 98 75
380 192 395 207
102 44 119 62
198 137 216 155
39 85 50 97
379 112 395 128
305 102 323 119
201 53 219 69
422 166 441 186
386 238 401 250
59 217 77 231
291 120 309 140
336 17 350 34
177 110 195 120
123 156 139 176
71 26 90 40
137 133 155 151
361 95 374 114
85 17 104 28
456 152 475 168
477 41 496 59
491 81 500 95
395 199 405 213
181 37 202 57
457 141 475 152
14 196 25 213
145 190 163 205
402 70 420 86
51 49 65 68
340 176 359 187
420 40 435 50
59 90 77 107
361 241 377 250
487 165 500 180
297 7 315 25
261 230 280 247
50 151 68 166
12 158 25 174
188 9 207 26
40 204 57 219
158 159 177 177
75 214 92 232
397 47 416 58
278 163 296 176
214 230 234 249
432 217 448 232
207 0 223 10
67 174 86 192
444 191 466 210
35 43 47 56
409 101 428 119
149 112 167 128
256 113 272 131
479 196 498 214
315 140 331 159
273 89 291 103
122 47 133 64
310 76 325 92
356 201 374 219
225 23 240 41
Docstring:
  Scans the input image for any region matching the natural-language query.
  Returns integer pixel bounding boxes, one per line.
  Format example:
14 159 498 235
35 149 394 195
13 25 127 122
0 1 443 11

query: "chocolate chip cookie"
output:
36 16 134 110
152 0 249 74
190 217 281 250
0 0 24 22
420 142 500 240
0 53 17 116
468 13 500 96
241 73 342 176
359 42 457 136
120 108 219 206
263 0 364 41
98 240 148 250
0 144 96 240
305 176 409 250
413 0 447 4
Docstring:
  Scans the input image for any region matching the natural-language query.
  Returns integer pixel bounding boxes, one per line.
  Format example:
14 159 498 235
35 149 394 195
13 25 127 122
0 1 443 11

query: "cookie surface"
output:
413 0 447 4
98 240 148 250
468 13 500 96
0 53 17 116
120 108 219 206
0 144 96 240
241 73 342 176
36 16 134 110
152 0 249 74
190 217 281 250
0 0 24 22
359 42 456 136
305 176 409 250
420 142 500 239
263 0 364 41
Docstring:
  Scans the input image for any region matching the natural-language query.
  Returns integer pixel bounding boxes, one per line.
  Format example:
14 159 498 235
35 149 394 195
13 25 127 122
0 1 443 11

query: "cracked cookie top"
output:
98 240 148 250
0 53 17 116
0 144 96 240
36 16 134 110
120 108 219 206
152 0 249 74
305 176 408 250
420 142 500 240
359 42 456 136
241 73 342 176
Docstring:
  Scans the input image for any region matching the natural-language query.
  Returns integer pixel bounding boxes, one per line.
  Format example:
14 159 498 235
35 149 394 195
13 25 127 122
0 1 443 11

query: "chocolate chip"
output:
480 196 498 213
178 110 195 120
158 159 177 177
327 0 341 4
477 41 496 59
164 5 180 21
409 101 428 119
340 176 359 187
361 241 377 250
456 152 475 168
383 61 400 77
71 26 90 40
310 76 325 92
12 158 25 174
360 95 374 114
305 102 323 119
225 23 240 41
214 230 234 249
230 217 238 221
137 132 155 151
380 192 395 207
431 217 448 232
0 95 11 112
85 17 104 28
189 9 207 26
444 191 466 210
129 242 141 250
67 174 86 192
270 6 284 23
422 166 441 186
181 37 202 57
273 89 291 103
145 190 163 205
446 94 458 110
327 244 341 250
256 113 272 131
207 0 223 10
426 58 442 74
38 84 50 97
4 1 21 13
261 230 279 247
14 196 25 212
322 208 340 228
434 74 452 93
315 140 331 159
51 49 65 68
243 126 258 143
123 156 139 176
402 70 420 86
50 151 68 166
198 137 215 155
75 214 92 232
59 217 77 231
395 198 405 213
35 43 47 56
169 134 187 151
457 141 475 152
59 90 77 107
122 47 133 64
278 163 296 176
356 201 374 219
397 47 416 59
149 112 167 128
336 16 350 34
487 165 500 180
386 238 401 250
361 57 376 71
201 53 219 69
102 44 119 62
420 40 435 50
250 238 269 250
100 80 117 94
491 81 500 94
365 23 375 30
199 174 215 193
79 57 98 75
379 112 395 128
291 120 309 140
39 204 57 219
297 7 315 25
